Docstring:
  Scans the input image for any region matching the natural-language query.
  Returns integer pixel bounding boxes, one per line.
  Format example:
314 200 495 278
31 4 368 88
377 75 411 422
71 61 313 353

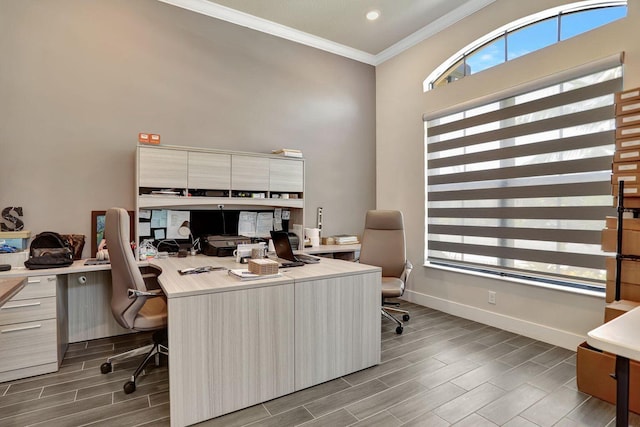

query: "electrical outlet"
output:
488 291 496 305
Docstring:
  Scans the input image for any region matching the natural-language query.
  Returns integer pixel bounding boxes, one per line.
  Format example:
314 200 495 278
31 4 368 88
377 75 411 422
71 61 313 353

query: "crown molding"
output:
157 0 496 66
157 0 377 65
373 0 497 65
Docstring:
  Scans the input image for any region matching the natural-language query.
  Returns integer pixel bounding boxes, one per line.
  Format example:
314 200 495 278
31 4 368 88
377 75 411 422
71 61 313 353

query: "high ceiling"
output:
160 0 496 65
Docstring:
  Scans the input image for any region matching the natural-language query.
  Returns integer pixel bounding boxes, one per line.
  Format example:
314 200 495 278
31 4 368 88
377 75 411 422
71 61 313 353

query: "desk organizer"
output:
248 258 279 275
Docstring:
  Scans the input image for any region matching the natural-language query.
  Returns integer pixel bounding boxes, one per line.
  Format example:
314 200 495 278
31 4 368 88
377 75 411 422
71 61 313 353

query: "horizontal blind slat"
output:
428 205 614 220
428 224 601 245
428 181 613 201
428 106 614 154
427 241 605 269
427 78 621 137
428 157 613 186
427 131 614 169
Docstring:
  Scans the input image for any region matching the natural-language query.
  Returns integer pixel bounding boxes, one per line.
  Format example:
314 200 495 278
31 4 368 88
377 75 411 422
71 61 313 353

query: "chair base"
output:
382 299 410 335
100 329 168 394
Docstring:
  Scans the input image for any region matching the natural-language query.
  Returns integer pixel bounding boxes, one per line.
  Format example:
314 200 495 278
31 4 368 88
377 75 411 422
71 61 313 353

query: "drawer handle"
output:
28 278 41 284
1 324 42 333
1 302 41 310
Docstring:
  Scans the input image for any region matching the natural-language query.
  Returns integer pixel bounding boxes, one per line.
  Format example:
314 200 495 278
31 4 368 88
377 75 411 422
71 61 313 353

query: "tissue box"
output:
248 259 279 275
0 230 31 251
0 251 29 267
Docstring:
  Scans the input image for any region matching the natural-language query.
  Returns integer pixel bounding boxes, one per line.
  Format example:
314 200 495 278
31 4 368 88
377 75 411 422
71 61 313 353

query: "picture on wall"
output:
91 210 134 257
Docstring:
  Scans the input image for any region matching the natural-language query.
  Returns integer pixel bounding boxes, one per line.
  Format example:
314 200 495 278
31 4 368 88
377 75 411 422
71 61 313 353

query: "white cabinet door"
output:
294 271 381 390
169 283 294 425
231 155 269 191
67 271 130 342
270 159 303 193
188 152 231 190
139 146 188 188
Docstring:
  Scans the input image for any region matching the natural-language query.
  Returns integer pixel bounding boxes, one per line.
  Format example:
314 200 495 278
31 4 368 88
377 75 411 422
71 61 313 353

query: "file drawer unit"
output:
0 275 66 382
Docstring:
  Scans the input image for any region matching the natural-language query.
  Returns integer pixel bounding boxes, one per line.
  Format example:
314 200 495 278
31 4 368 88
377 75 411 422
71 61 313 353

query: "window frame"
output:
425 1 627 91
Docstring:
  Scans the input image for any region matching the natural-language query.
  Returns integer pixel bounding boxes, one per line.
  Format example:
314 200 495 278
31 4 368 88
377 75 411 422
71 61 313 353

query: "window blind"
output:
425 61 622 286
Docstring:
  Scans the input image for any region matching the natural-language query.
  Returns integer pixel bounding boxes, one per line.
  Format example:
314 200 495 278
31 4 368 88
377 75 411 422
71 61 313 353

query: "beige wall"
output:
0 0 376 256
376 0 639 348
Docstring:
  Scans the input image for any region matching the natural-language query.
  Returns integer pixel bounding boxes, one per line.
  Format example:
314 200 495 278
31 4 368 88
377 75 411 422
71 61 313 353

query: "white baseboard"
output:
403 289 585 351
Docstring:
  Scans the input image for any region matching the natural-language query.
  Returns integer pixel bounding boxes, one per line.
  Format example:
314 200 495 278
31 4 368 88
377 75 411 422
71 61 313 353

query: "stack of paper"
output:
272 148 303 158
228 269 282 281
333 235 359 244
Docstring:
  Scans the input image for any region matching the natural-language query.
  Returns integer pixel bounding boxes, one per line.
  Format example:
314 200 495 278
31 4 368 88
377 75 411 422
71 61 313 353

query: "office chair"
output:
99 207 168 394
359 210 413 334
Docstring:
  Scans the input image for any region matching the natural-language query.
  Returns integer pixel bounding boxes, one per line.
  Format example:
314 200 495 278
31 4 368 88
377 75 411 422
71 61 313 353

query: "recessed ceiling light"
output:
366 10 381 21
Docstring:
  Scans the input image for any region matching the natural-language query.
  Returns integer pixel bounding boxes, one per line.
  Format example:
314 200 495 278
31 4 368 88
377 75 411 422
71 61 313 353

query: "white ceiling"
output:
158 0 496 65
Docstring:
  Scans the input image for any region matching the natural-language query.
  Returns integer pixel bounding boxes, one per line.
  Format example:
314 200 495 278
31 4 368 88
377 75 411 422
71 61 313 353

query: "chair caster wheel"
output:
100 362 112 374
403 314 410 322
123 381 136 394
396 326 403 334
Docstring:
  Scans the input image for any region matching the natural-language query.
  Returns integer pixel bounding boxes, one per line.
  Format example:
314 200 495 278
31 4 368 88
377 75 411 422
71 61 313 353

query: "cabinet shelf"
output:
138 195 304 210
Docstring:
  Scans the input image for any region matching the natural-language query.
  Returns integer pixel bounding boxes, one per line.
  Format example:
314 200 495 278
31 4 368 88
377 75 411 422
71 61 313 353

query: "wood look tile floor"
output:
1 300 637 426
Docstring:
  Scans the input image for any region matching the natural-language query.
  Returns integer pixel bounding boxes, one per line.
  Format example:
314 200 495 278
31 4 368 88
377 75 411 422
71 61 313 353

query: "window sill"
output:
424 261 605 299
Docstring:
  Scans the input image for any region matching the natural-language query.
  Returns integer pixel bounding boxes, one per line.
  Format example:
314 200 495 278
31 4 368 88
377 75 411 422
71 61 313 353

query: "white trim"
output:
403 289 587 350
374 0 496 65
423 0 627 91
157 0 496 66
157 0 376 64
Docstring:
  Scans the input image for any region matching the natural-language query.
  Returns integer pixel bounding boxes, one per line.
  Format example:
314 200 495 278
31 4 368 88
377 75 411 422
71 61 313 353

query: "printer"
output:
201 235 251 257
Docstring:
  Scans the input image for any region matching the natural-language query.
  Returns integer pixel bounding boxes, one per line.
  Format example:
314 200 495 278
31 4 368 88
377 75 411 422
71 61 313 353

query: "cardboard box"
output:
248 258 279 275
605 216 640 231
605 257 640 302
616 88 640 104
617 113 640 129
616 99 640 116
616 124 640 140
612 172 640 185
576 341 640 414
613 160 640 174
614 197 640 209
614 148 640 163
612 184 640 198
616 137 640 152
604 300 640 323
601 228 640 254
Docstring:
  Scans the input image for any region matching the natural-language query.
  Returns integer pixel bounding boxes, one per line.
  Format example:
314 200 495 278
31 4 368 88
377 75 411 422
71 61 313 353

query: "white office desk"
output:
587 307 640 427
0 277 27 307
0 256 381 426
149 255 381 427
303 243 360 260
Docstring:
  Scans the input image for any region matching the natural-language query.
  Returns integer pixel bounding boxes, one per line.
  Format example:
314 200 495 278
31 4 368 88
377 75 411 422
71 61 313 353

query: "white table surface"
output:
587 306 640 361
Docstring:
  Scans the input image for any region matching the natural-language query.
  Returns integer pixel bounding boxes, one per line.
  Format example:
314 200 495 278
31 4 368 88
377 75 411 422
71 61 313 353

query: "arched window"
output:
425 1 626 91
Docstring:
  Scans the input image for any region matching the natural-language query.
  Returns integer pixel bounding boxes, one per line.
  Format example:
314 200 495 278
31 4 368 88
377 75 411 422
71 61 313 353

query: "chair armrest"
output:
401 260 413 283
127 288 164 299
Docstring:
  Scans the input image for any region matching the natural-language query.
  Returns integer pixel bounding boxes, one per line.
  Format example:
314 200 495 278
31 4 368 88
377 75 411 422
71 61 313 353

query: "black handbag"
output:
24 231 74 269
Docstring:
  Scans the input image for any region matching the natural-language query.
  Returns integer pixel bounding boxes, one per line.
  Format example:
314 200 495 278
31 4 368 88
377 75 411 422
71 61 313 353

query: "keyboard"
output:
281 261 305 268
295 254 320 264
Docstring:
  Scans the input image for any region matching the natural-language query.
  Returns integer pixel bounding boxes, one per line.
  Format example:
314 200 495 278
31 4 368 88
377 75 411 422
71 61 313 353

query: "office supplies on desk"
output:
178 265 224 275
228 268 282 280
270 230 320 265
85 259 111 266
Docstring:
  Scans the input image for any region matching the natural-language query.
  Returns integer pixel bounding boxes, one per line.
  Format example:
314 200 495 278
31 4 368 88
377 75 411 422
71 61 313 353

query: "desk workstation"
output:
0 245 378 427
0 145 383 426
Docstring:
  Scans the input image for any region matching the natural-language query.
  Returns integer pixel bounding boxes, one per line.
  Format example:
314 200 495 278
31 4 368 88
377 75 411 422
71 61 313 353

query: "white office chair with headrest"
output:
359 210 413 334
